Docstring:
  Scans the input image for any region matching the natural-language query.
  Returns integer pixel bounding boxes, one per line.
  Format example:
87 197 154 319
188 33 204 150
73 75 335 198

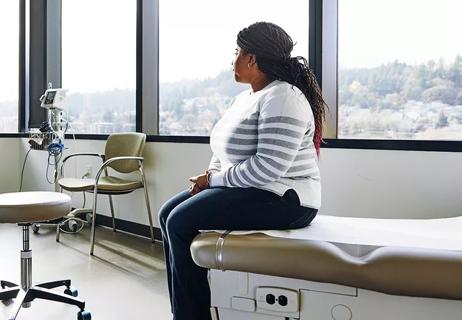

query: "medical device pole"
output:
49 108 63 192
54 154 60 192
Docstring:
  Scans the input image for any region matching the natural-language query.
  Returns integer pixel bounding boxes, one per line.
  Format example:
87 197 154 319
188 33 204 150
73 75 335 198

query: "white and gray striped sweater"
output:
208 80 321 209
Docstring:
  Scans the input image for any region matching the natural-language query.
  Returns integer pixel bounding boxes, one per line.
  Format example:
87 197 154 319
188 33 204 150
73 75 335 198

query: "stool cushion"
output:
0 192 71 224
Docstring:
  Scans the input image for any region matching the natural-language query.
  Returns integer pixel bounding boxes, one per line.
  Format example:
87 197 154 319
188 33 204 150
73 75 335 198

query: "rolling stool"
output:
0 192 91 320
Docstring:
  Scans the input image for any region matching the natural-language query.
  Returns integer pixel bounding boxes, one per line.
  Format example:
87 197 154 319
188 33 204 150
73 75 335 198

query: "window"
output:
159 0 309 136
338 0 462 140
62 0 136 134
0 1 19 132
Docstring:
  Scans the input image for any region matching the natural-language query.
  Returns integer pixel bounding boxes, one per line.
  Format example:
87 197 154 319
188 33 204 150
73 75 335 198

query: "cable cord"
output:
46 153 62 184
19 147 33 192
62 112 77 177
80 173 87 208
61 111 70 135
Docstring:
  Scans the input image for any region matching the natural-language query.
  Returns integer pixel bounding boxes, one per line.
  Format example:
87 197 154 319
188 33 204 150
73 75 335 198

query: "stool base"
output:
1 279 86 320
1 225 91 319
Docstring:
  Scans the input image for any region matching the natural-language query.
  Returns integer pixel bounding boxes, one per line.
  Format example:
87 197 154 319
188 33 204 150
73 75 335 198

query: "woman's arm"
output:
209 93 311 188
207 155 222 173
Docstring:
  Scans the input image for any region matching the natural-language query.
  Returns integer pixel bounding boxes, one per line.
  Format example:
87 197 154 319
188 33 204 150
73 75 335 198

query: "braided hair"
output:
237 22 327 155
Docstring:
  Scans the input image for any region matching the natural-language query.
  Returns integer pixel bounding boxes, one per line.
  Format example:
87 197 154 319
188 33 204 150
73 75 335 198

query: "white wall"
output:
319 148 462 219
9 138 462 228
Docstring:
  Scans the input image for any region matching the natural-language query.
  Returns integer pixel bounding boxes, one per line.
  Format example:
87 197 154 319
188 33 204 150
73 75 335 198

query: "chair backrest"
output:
105 132 146 173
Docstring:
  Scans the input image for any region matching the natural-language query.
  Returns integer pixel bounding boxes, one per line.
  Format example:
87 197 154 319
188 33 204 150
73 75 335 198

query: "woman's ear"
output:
247 54 257 69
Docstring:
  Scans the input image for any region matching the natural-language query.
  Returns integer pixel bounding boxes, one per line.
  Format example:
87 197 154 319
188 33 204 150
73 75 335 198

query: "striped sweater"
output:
208 80 321 209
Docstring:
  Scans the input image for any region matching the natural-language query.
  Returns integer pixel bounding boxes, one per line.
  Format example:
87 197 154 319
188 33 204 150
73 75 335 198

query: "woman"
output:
159 22 326 320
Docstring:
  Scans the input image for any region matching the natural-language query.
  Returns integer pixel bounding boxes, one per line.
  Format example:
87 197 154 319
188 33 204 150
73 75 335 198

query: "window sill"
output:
2 133 461 152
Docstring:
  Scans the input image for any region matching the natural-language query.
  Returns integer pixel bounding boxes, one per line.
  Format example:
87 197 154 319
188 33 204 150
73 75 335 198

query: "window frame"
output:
0 0 28 132
0 0 459 152
19 0 26 131
54 0 141 134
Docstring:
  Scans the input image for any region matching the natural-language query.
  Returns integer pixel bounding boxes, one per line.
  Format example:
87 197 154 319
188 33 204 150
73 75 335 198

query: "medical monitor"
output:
40 88 67 110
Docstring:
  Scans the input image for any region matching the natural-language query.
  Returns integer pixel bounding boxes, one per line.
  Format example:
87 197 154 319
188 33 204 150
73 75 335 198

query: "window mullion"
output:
140 0 159 135
321 0 338 139
46 0 61 92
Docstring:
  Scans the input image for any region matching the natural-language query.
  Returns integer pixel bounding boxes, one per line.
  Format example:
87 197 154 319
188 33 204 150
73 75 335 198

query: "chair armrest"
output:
94 156 144 186
60 153 105 178
62 153 105 164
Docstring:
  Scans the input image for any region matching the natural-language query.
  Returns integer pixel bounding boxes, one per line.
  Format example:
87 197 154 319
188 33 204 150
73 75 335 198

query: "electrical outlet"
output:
256 287 299 313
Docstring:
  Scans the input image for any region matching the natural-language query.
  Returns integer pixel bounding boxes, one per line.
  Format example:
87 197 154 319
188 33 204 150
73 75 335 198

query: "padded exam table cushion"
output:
191 215 462 300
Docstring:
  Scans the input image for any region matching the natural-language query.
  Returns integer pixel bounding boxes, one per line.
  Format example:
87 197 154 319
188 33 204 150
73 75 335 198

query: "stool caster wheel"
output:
78 310 91 320
32 225 40 234
68 220 79 232
85 213 93 224
64 288 78 297
60 219 84 234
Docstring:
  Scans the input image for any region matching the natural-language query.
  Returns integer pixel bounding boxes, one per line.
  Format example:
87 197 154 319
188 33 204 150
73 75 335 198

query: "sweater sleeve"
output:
209 93 310 188
207 155 221 173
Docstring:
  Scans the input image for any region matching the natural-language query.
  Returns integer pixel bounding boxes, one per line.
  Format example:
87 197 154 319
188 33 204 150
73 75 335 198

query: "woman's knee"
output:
158 190 191 228
158 202 171 227
165 206 196 240
165 208 182 235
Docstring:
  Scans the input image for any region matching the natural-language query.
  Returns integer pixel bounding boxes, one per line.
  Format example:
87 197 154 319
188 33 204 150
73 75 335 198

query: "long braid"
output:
237 22 327 155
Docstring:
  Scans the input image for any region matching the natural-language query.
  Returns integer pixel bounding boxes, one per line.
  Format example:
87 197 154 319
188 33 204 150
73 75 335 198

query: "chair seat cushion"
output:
0 192 71 223
58 176 143 192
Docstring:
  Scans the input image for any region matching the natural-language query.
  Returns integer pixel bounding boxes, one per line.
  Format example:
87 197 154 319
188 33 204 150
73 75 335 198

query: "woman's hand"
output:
188 171 210 195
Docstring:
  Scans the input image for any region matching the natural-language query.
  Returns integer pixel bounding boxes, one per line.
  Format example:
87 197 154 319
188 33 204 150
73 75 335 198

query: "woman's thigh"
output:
158 190 191 226
166 187 315 233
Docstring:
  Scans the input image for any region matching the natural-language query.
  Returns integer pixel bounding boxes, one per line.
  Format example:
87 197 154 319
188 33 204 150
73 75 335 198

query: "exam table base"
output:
210 270 462 320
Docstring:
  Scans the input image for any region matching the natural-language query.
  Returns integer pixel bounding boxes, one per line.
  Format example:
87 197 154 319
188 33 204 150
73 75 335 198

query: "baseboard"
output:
95 214 162 242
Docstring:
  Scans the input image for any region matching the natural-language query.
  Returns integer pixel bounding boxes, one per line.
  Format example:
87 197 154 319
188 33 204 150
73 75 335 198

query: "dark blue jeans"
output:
158 187 317 320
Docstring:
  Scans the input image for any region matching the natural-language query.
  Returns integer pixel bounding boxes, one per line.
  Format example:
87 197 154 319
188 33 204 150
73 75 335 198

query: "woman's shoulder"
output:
258 82 311 121
262 81 309 107
263 81 305 101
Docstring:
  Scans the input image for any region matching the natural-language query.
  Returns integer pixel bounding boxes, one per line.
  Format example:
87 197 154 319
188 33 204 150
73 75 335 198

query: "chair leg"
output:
57 187 65 242
140 168 155 243
108 194 116 232
56 222 61 242
90 192 98 256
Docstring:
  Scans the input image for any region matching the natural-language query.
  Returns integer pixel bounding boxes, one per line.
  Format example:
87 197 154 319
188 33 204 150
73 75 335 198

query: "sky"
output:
62 0 136 94
0 0 19 102
0 0 461 101
158 0 309 83
339 0 462 68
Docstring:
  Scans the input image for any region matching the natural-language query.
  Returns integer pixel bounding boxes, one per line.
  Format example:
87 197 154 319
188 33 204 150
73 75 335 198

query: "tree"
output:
422 86 457 105
448 54 462 87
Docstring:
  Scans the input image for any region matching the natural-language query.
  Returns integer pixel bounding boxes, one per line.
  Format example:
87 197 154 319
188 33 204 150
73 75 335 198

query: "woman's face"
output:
232 47 252 83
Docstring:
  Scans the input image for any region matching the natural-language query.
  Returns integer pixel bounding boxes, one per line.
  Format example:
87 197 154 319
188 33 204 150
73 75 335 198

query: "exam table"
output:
191 215 462 320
